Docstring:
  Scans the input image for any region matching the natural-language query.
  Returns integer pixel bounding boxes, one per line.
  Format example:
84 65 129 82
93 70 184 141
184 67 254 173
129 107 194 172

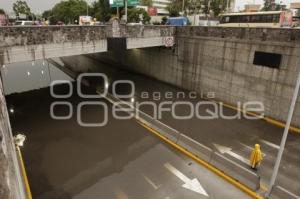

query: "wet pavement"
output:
6 84 250 199
62 56 300 196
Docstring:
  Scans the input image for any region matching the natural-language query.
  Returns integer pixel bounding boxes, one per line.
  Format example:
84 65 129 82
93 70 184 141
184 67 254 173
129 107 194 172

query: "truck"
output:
166 17 188 26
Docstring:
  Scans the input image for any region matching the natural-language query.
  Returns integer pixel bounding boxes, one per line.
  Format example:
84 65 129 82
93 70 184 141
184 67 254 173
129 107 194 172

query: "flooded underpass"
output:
3 61 251 199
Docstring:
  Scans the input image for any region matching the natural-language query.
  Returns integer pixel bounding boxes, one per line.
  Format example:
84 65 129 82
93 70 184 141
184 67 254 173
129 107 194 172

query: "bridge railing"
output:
120 25 176 38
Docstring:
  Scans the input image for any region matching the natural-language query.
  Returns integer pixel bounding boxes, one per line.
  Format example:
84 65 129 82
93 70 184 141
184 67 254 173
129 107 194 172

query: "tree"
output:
50 0 89 24
161 16 168 25
185 0 201 15
126 8 150 24
0 9 5 15
262 0 273 11
13 0 31 18
42 9 53 20
210 0 228 16
140 0 153 7
90 0 112 22
166 0 182 17
261 0 286 11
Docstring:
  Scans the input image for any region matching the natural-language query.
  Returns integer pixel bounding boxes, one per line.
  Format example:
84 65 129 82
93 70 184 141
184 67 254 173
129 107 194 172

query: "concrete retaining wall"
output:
0 26 109 65
0 77 26 199
88 26 300 126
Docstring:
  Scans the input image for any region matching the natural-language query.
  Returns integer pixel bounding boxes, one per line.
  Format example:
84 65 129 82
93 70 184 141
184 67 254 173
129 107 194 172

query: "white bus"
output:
219 11 293 28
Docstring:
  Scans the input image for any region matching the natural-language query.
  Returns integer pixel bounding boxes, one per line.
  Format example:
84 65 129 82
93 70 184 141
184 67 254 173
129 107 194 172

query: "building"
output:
228 0 236 12
152 0 171 15
291 2 300 9
244 4 261 12
0 14 7 26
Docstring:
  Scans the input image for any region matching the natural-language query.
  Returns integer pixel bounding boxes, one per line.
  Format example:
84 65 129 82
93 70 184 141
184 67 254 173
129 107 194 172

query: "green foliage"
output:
195 0 228 16
90 0 112 22
161 16 168 25
166 0 182 17
13 0 31 17
140 0 153 7
185 0 201 15
261 0 286 11
210 0 227 16
42 10 53 20
50 0 89 24
127 8 150 24
0 8 5 15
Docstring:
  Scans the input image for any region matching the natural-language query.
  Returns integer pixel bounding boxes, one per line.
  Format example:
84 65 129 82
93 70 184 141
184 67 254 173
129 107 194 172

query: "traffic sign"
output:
110 0 124 8
110 0 139 7
128 0 139 6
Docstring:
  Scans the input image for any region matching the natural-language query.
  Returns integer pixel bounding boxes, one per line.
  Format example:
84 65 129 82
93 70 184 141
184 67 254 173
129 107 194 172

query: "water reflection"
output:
1 59 73 95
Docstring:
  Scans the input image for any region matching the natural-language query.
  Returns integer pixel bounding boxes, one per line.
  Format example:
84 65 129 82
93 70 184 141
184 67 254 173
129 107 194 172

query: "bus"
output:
219 11 293 28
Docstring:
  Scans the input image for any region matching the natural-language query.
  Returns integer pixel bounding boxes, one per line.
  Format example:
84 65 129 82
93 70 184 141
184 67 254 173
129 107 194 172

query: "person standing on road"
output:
250 144 263 169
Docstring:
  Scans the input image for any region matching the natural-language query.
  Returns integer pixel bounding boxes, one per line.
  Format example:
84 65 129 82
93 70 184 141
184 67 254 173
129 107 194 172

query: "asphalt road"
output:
6 84 250 199
74 57 300 196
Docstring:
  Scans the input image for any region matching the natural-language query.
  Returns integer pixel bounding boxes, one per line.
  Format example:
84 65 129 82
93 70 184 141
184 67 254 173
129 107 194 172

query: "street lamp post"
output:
266 71 300 197
125 0 128 22
86 1 89 16
226 0 230 13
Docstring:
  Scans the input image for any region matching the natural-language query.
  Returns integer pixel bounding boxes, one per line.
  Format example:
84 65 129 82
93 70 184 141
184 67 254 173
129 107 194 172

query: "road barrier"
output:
136 112 180 143
210 152 260 191
177 134 213 163
103 92 262 195
135 109 261 192
269 185 300 199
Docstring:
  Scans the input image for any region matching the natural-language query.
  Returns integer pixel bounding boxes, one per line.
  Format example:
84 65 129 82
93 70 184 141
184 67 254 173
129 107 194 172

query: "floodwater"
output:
4 60 250 199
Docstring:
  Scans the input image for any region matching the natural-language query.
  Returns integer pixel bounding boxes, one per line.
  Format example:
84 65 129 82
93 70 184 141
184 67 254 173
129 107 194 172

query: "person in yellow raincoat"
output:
250 144 263 169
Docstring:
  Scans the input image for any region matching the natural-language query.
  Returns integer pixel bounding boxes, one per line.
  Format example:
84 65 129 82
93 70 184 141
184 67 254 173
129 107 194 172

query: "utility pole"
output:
226 0 230 13
117 6 119 19
182 0 185 14
86 1 89 16
266 71 300 197
125 0 128 22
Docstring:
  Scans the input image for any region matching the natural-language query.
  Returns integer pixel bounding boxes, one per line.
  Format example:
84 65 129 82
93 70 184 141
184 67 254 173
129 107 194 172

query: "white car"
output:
14 21 35 26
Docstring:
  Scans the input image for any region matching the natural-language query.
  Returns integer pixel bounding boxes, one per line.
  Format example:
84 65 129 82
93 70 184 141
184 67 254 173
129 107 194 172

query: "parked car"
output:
14 21 35 26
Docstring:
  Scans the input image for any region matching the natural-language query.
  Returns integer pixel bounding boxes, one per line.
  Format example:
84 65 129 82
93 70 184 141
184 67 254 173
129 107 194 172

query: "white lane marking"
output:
164 163 208 196
213 143 249 165
261 140 280 149
238 142 266 157
141 173 161 190
114 187 129 199
97 91 181 136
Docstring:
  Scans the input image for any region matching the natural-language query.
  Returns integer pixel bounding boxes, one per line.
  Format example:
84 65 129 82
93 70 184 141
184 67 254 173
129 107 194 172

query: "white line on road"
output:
164 163 208 196
141 173 161 190
213 143 249 165
114 187 129 199
261 140 280 149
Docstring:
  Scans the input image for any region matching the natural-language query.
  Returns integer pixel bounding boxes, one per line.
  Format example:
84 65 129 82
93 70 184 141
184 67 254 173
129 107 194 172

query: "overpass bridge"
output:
1 25 300 199
0 22 175 65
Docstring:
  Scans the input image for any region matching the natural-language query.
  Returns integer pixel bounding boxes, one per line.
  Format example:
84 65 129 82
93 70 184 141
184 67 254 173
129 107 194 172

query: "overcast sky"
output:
0 0 295 13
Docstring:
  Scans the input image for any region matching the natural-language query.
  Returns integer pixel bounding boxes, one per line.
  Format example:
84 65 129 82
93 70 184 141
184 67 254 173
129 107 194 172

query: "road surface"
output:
6 84 251 199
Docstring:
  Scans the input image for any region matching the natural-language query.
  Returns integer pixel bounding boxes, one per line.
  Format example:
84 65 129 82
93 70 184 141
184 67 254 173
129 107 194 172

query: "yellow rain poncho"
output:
250 144 263 169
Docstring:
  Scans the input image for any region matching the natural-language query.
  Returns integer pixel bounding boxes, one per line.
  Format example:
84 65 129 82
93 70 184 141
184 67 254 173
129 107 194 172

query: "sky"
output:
0 0 296 13
0 0 95 13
